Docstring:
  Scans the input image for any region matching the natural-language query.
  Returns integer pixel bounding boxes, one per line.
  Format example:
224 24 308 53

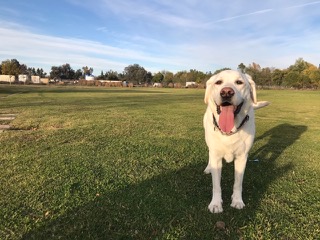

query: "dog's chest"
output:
215 133 249 159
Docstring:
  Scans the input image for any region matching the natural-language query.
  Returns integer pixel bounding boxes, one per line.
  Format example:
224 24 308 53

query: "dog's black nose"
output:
220 87 235 99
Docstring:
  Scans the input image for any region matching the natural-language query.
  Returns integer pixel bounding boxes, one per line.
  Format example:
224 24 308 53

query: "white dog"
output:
203 70 269 213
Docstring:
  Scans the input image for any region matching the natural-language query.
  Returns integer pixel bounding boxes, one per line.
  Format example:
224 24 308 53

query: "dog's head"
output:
204 70 258 134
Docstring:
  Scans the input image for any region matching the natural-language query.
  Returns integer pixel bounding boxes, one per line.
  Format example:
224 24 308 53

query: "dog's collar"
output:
212 114 249 136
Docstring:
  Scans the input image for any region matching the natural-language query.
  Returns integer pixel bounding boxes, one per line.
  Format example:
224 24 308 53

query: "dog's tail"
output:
253 101 270 110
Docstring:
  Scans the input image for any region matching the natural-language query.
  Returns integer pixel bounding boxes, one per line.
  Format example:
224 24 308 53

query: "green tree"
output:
49 64 75 80
97 71 105 80
75 69 83 80
288 58 309 73
50 66 60 80
259 68 273 86
213 67 231 75
162 71 174 85
283 71 301 88
105 70 119 80
271 69 285 86
244 65 259 83
60 63 75 79
302 65 320 88
309 69 320 88
153 72 164 83
124 64 149 84
173 71 187 84
28 67 36 76
36 68 46 78
285 58 315 88
20 64 28 75
82 66 94 77
195 71 209 84
1 59 21 84
146 72 152 84
238 63 246 73
186 69 197 82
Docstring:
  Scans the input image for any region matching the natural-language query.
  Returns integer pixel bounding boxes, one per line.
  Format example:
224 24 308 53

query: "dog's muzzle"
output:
216 101 244 116
213 101 248 135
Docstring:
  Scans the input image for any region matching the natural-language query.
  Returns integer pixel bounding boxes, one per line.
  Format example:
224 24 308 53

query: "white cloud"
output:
0 24 185 74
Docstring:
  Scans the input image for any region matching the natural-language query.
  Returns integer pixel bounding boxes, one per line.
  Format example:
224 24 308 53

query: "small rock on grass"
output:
215 221 226 230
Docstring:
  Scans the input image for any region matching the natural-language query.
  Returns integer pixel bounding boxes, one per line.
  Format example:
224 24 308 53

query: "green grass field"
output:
0 85 319 239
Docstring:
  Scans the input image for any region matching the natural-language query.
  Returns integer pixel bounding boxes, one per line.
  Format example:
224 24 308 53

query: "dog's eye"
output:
215 80 223 85
236 80 243 85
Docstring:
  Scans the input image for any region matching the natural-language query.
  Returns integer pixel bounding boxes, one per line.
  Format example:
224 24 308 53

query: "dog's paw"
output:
230 200 245 209
208 201 223 213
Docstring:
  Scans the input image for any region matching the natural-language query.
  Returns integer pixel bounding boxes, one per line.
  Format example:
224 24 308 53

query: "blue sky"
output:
0 0 320 75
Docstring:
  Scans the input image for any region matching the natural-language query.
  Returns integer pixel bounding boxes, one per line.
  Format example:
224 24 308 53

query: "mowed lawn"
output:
0 85 319 239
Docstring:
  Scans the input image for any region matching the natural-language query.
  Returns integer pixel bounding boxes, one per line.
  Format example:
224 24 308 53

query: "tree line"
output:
238 58 320 89
1 58 319 88
0 59 47 78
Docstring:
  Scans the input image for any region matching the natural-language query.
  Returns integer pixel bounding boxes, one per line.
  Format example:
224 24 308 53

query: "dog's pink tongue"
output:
219 105 234 133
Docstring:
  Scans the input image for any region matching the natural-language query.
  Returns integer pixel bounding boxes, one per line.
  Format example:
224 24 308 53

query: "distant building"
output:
31 76 41 84
122 81 128 87
100 80 123 87
186 81 197 88
18 75 29 82
0 75 16 83
40 78 49 84
153 83 162 87
0 75 48 84
85 75 95 80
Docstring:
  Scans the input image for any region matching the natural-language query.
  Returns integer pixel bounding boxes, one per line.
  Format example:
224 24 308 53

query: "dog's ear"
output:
246 74 257 104
204 75 216 104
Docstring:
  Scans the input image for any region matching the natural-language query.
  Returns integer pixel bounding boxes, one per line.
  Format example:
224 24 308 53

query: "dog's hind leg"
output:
231 154 247 209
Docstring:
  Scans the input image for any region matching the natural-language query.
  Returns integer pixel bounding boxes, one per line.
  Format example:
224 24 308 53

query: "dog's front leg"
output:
231 154 247 209
207 151 223 213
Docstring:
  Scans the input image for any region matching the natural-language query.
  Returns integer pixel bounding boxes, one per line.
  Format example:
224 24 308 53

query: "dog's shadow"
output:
242 123 307 207
253 123 306 163
22 124 307 239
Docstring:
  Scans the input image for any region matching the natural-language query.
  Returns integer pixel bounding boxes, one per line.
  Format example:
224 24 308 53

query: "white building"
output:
19 75 28 82
0 75 16 83
153 83 162 87
85 75 95 80
186 81 197 87
31 76 41 84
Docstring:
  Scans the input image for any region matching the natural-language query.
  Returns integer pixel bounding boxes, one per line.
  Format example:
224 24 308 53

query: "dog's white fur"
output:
203 70 269 213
